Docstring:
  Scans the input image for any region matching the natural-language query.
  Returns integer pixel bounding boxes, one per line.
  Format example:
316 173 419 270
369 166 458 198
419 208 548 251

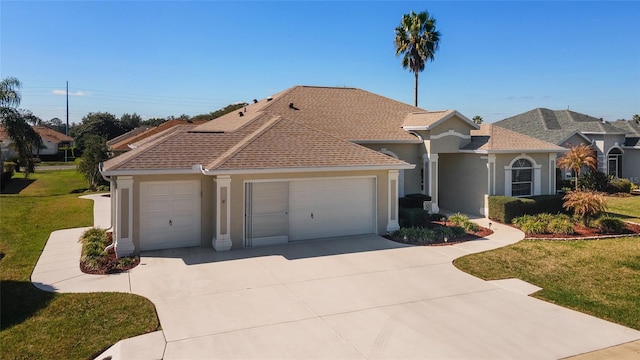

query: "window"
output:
607 148 623 178
511 159 533 196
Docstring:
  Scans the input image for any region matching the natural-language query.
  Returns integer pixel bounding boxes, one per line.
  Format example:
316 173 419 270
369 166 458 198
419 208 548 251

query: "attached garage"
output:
245 177 376 247
140 180 201 251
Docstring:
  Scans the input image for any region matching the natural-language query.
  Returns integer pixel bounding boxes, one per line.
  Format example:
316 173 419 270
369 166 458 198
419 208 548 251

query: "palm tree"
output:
472 115 483 124
1 77 41 177
557 143 598 190
394 10 441 107
0 77 21 107
633 114 639 124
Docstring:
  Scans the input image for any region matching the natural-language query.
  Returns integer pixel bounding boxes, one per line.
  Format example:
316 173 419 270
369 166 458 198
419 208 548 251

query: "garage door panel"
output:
140 181 201 251
289 178 375 241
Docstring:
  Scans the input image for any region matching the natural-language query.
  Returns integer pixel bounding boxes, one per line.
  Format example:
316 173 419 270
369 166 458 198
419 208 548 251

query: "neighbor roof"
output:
0 125 73 144
493 108 627 145
108 119 208 151
462 124 566 153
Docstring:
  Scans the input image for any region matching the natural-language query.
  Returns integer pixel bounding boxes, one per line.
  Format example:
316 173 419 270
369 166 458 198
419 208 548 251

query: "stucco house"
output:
494 108 640 184
0 125 74 158
101 86 564 256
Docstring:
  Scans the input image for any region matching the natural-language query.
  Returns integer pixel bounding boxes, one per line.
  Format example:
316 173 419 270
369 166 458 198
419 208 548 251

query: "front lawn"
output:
0 170 159 360
606 195 640 223
455 237 640 330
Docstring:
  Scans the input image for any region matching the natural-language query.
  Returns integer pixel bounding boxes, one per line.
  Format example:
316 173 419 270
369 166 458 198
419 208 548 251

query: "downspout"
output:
99 162 117 252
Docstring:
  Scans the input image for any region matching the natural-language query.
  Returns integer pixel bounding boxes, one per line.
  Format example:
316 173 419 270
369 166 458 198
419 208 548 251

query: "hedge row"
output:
488 195 566 223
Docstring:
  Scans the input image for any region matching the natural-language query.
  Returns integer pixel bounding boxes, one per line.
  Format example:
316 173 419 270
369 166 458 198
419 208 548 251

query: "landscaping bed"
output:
79 228 139 274
387 213 493 246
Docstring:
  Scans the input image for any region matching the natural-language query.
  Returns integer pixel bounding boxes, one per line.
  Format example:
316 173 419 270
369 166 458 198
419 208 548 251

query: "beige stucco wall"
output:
429 116 474 153
438 153 488 215
361 143 423 195
623 149 640 184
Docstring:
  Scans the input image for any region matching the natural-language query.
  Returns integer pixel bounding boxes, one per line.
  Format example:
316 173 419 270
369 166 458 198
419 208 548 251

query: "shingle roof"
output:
108 119 208 151
194 86 426 142
0 125 73 143
463 124 566 152
493 108 626 145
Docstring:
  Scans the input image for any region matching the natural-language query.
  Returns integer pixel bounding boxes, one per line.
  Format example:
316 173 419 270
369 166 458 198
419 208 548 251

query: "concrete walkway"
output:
32 194 640 359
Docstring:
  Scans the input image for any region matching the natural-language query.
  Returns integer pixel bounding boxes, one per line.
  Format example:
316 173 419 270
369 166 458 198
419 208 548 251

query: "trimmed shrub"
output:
596 216 626 234
519 218 548 234
394 227 436 245
488 195 565 223
448 213 468 226
399 194 431 209
608 178 632 194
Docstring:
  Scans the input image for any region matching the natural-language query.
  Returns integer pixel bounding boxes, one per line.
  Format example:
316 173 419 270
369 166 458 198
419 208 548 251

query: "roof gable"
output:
463 124 566 153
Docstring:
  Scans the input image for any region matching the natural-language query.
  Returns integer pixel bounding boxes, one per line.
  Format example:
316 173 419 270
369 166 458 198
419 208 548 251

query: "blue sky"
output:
2 1 639 125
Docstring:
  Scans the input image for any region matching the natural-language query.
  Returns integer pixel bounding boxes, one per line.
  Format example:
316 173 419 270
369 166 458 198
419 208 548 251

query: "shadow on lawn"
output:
0 280 55 330
0 178 36 194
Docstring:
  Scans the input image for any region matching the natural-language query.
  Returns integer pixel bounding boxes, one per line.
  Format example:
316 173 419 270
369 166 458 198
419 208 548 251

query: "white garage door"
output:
289 178 376 241
140 180 201 251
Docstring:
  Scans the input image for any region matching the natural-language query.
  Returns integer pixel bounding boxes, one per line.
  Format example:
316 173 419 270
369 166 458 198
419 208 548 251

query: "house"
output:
101 86 564 256
0 125 74 158
494 108 640 184
107 119 208 155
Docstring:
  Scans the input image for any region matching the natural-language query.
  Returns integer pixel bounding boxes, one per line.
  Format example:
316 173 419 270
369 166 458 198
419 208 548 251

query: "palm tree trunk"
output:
414 72 419 107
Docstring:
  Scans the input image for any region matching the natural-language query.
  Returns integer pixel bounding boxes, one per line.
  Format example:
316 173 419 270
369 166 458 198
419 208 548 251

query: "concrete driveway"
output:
129 233 638 359
33 195 640 359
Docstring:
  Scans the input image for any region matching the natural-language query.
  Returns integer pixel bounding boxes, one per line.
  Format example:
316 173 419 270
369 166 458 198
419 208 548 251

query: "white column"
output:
430 154 439 213
504 166 512 197
422 153 429 195
115 176 135 257
386 170 400 232
213 176 232 251
534 165 542 195
549 153 557 194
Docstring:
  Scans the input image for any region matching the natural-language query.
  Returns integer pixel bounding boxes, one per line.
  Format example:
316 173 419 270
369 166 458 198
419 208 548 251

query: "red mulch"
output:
521 222 640 239
79 232 140 275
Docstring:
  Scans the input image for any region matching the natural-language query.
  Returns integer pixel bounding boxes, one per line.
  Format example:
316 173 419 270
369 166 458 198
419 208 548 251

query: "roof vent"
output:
266 96 273 102
238 111 244 117
289 102 299 110
253 99 258 104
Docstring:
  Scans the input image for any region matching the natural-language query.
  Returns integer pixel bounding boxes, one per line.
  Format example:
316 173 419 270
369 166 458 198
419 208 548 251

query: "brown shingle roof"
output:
463 124 566 152
108 119 208 151
0 126 73 144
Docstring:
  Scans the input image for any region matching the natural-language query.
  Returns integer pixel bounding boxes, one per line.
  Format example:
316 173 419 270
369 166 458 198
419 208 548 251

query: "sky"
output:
1 1 639 125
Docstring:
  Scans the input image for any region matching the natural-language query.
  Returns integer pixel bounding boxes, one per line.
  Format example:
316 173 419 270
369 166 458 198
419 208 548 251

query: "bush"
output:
563 191 607 226
394 227 436 245
596 216 626 234
448 213 479 233
519 218 548 234
579 170 611 192
80 228 108 263
608 178 632 194
548 217 575 235
488 195 565 223
399 194 432 209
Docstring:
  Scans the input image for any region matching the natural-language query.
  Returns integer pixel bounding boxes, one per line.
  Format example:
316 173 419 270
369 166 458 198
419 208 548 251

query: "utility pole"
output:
65 81 69 163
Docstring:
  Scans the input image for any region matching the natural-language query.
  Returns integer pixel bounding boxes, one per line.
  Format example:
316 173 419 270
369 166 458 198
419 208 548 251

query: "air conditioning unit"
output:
423 201 432 211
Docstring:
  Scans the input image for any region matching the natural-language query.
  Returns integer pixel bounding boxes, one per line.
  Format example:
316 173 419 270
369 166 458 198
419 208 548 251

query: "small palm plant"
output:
557 143 597 190
562 190 607 227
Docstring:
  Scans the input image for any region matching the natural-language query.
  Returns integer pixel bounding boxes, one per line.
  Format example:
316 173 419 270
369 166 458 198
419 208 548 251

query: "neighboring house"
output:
107 119 208 155
101 86 563 256
0 125 74 157
494 108 640 184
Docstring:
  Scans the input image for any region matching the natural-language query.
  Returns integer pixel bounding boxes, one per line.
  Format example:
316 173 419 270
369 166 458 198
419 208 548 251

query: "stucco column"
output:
387 170 400 232
213 175 232 251
534 165 542 195
422 153 429 195
115 176 135 257
429 154 439 213
549 153 557 194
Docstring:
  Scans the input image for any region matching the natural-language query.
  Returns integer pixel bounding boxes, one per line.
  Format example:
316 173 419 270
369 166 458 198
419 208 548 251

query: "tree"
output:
120 113 142 132
557 143 597 190
0 77 41 177
78 134 109 190
394 10 441 107
472 115 483 124
191 102 248 122
42 117 67 134
562 190 607 227
633 114 640 124
72 112 124 152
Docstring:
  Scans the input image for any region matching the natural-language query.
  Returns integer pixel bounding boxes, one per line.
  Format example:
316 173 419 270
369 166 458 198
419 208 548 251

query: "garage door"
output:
289 178 376 241
140 180 201 251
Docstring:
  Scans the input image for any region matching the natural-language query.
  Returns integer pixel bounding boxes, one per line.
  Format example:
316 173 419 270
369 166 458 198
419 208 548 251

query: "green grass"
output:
0 170 159 360
455 237 640 330
606 195 640 223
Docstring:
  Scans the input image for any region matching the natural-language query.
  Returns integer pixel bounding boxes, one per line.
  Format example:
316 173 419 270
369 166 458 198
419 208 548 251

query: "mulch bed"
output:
79 232 140 275
523 222 640 239
385 222 494 246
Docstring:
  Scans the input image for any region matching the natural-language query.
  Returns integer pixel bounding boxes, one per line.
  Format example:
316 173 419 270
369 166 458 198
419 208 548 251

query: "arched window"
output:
607 148 623 178
511 159 533 196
